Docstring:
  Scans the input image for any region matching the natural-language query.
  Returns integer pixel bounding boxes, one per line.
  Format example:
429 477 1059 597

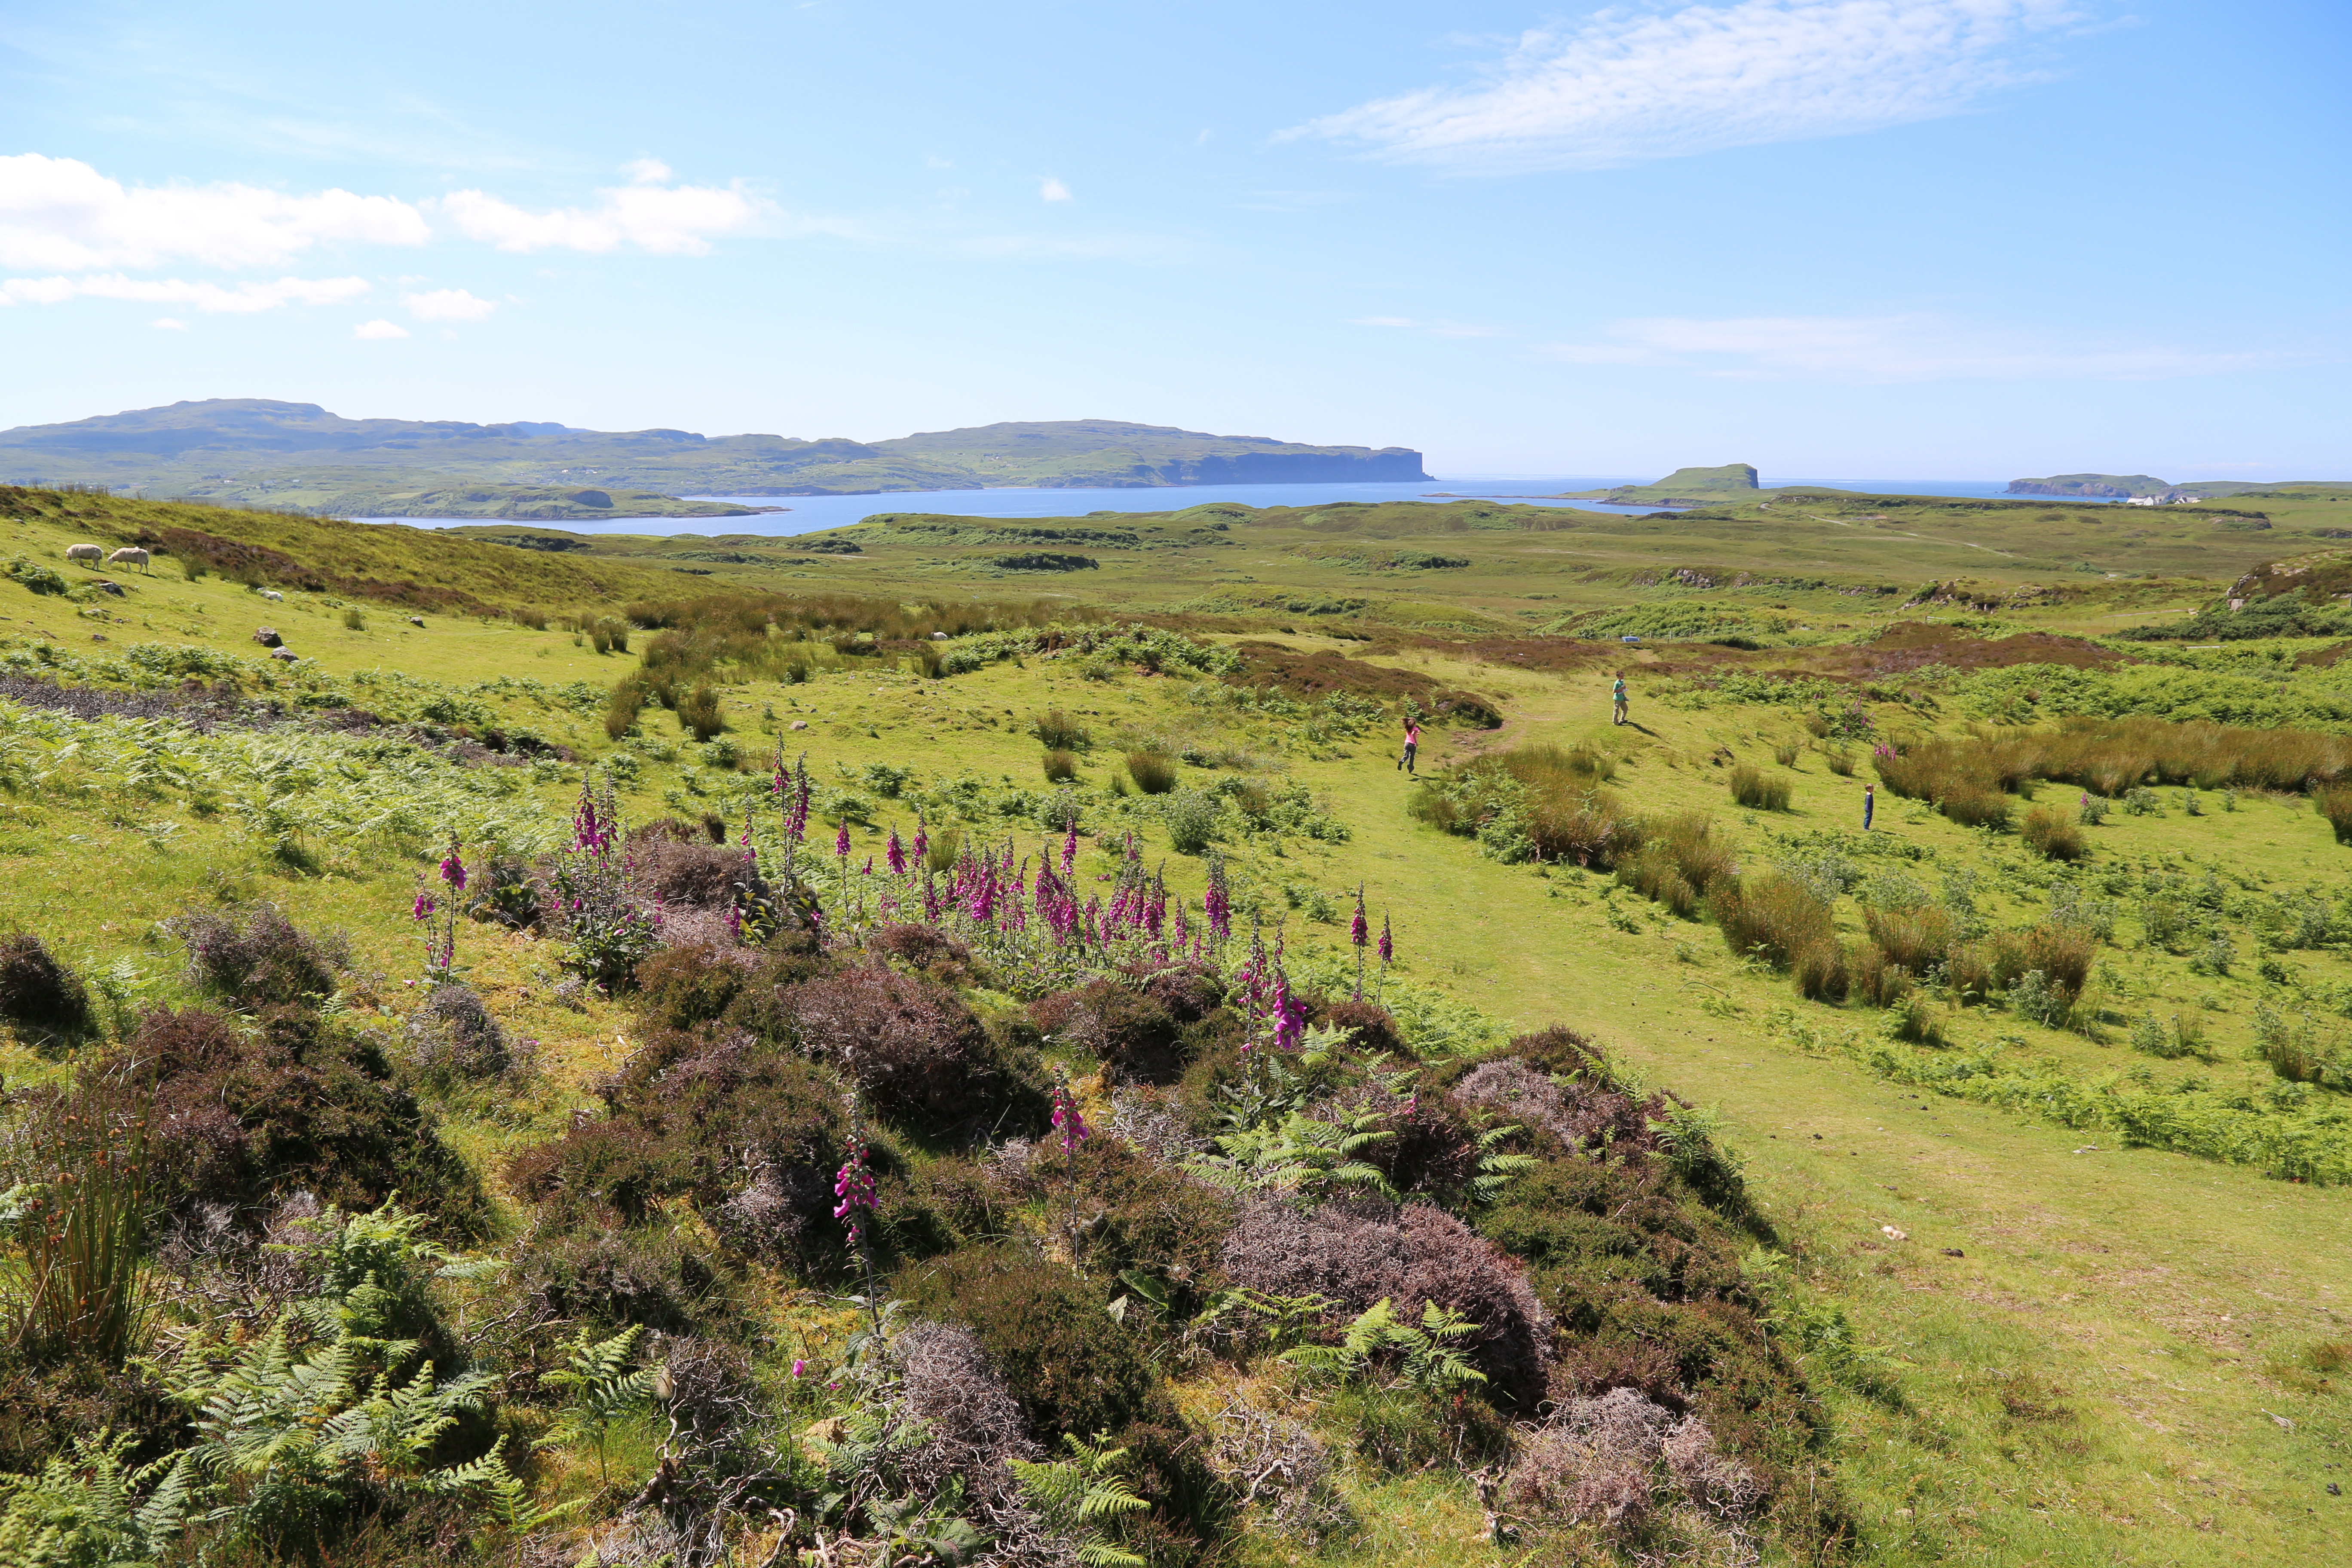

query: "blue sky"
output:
2 0 2345 479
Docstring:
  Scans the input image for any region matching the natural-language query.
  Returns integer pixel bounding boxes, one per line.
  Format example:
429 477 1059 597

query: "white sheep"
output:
261 589 284 602
64 543 102 565
105 546 150 572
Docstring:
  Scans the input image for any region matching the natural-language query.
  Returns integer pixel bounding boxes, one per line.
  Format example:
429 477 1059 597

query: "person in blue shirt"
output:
1863 782 1875 830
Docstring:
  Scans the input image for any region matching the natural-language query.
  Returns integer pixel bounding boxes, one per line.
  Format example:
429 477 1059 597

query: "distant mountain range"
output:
0 400 1429 517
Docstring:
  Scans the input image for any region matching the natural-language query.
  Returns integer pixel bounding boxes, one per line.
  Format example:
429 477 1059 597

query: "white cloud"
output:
0 153 429 270
1542 313 2290 382
1296 0 2081 171
620 157 673 185
437 176 769 254
354 318 410 339
150 317 187 330
0 272 370 313
401 286 496 322
1039 177 1073 203
1351 314 1504 339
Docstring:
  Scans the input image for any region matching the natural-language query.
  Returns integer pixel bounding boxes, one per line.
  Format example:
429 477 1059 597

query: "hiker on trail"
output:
1611 671 1629 726
1863 782 1875 830
1397 717 1421 775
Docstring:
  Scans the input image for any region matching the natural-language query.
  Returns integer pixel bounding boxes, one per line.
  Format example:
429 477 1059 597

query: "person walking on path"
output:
1863 782 1875 830
1397 717 1421 774
1611 671 1628 726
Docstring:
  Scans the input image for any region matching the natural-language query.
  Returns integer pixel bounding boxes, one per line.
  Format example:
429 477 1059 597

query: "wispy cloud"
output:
354 318 410 339
0 272 371 313
437 166 772 255
401 286 496 322
1039 177 1073 203
1352 314 1505 340
1543 313 2294 382
1295 0 2082 172
0 153 428 270
150 317 187 331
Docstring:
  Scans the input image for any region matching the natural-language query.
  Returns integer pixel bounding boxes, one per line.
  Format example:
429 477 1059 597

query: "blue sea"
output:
375 475 2110 538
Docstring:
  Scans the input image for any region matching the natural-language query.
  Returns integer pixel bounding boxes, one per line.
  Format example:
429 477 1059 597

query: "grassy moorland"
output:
0 488 2344 1566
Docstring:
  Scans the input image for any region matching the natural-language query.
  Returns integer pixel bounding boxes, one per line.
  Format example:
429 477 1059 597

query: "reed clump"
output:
1727 763 1792 812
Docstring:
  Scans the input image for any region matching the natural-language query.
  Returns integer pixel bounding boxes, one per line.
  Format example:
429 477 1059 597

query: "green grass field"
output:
0 487 2344 1567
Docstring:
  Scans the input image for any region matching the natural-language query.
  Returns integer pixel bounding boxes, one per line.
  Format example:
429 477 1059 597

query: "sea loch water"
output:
386 475 2111 538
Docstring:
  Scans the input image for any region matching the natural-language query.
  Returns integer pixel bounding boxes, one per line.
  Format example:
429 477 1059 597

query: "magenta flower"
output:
791 1358 806 1378
439 844 467 892
1050 1071 1090 1153
1379 914 1393 965
886 827 907 875
411 892 435 921
834 821 851 858
913 815 929 862
861 854 874 876
1060 824 1077 877
1350 886 1368 948
833 1132 877 1245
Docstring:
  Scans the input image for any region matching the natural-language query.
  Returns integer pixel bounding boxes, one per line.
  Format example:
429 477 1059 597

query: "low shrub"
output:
170 903 345 1010
121 1006 489 1238
630 830 758 910
1726 764 1791 811
1220 1198 1550 1408
1773 742 1799 767
1041 747 1079 783
509 1029 848 1261
1126 750 1179 794
404 980 513 1079
869 922 983 985
897 1246 1161 1441
0 932 94 1047
1034 979 1187 1083
2021 805 2086 861
1026 1140 1236 1313
787 968 1045 1136
1033 709 1090 750
1161 788 1221 855
1825 747 1856 777
514 1225 735 1335
1615 813 1733 919
633 943 752 1029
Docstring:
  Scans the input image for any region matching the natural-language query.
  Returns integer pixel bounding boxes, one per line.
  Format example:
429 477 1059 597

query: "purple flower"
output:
412 892 435 921
1379 915 1393 965
439 846 467 892
833 1133 877 1244
1050 1072 1090 1153
913 815 929 861
1350 885 1368 948
834 821 851 858
1060 824 1077 877
886 827 907 875
792 1358 806 1378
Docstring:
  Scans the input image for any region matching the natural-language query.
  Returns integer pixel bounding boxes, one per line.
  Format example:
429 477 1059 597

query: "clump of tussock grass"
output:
1727 763 1791 812
1125 750 1179 794
1041 749 1079 784
1032 709 1090 750
2020 805 2086 861
1614 813 1734 920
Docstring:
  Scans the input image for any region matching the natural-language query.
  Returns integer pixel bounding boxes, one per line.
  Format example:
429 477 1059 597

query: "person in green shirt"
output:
1611 672 1628 726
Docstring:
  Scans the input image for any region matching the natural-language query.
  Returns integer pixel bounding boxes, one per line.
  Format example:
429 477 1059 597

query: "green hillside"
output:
0 483 2348 1566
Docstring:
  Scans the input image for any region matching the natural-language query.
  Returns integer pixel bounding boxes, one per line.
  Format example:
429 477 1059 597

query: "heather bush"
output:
630 830 760 910
1028 1139 1236 1313
632 941 754 1029
1315 996 1406 1056
119 1006 488 1238
897 1246 1162 1440
171 902 345 1010
787 967 1046 1136
0 932 94 1048
1219 1198 1550 1407
1033 977 1189 1083
404 980 513 1079
1726 764 1791 812
869 921 983 985
1341 1084 1485 1206
509 1028 849 1264
514 1225 736 1335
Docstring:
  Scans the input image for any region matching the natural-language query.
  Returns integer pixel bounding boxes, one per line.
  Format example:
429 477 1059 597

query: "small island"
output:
1554 463 1761 506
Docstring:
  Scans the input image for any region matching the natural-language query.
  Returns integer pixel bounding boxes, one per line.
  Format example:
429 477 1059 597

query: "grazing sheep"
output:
64 543 102 565
409 616 426 628
105 547 150 572
260 589 284 602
